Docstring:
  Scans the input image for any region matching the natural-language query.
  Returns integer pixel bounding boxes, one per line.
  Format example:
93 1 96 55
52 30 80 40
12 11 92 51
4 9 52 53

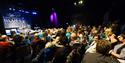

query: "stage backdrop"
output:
3 12 31 29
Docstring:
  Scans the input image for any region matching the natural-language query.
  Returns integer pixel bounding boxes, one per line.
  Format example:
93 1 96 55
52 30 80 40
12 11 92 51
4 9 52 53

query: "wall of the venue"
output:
0 14 5 34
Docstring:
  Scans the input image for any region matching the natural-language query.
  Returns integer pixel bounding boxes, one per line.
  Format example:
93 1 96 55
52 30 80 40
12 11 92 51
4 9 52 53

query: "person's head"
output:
117 34 125 43
92 26 96 30
78 29 83 34
96 39 111 55
67 27 73 32
93 34 100 41
71 32 77 41
42 31 47 37
59 32 68 45
20 33 25 36
0 35 8 41
48 29 53 35
104 27 112 36
52 31 68 46
34 33 39 39
13 35 24 45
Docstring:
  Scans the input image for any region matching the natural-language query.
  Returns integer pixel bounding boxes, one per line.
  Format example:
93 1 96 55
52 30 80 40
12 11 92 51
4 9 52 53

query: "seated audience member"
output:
0 35 13 63
33 31 71 63
85 34 100 53
70 32 79 46
32 34 61 63
110 34 125 63
109 33 117 43
108 33 118 49
13 35 32 63
51 31 72 63
66 42 83 63
81 39 119 63
1 35 14 44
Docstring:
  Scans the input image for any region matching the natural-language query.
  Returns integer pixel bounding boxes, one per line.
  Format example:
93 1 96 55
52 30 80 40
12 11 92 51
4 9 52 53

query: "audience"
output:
0 22 125 63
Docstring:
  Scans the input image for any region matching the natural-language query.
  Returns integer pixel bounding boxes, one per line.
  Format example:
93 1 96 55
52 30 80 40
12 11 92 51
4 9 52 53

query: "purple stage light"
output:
53 12 58 25
50 8 59 27
50 14 54 22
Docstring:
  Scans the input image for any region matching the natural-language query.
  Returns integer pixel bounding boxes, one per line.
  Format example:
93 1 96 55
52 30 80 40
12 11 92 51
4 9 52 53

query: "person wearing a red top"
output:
0 35 13 63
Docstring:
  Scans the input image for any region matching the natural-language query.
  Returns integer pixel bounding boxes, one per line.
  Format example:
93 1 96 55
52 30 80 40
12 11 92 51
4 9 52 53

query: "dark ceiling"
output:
0 0 125 26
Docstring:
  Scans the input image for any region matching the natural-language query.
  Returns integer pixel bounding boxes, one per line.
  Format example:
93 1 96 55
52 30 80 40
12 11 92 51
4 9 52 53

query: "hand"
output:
109 50 113 54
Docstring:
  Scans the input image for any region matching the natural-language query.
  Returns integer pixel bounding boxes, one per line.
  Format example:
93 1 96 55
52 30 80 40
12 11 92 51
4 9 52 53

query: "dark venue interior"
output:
0 0 125 28
0 0 125 63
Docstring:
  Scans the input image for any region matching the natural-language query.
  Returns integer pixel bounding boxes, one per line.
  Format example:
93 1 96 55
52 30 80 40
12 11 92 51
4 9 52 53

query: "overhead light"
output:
32 12 37 15
9 8 12 10
79 0 83 4
13 8 15 11
74 2 77 5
